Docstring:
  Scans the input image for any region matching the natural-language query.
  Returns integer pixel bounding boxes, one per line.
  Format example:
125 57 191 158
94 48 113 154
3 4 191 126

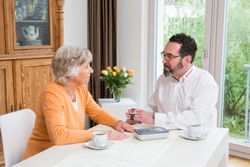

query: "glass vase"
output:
112 89 122 102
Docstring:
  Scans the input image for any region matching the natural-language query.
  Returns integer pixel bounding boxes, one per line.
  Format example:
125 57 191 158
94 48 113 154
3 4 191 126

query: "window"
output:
153 0 250 158
155 0 205 79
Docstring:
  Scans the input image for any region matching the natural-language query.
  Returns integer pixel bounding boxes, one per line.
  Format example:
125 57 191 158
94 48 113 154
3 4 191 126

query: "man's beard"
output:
163 61 183 77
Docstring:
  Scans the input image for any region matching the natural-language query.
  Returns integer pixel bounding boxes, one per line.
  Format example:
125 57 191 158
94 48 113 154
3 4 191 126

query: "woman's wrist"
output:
114 120 122 129
114 120 133 132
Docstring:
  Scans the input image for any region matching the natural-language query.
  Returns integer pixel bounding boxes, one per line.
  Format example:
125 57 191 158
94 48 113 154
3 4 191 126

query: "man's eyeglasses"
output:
161 51 180 61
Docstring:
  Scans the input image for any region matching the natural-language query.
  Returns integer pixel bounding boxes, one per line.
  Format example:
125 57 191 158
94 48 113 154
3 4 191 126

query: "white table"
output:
98 98 137 121
14 124 229 167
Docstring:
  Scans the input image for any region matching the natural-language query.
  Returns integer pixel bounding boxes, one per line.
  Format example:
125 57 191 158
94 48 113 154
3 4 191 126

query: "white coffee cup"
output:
187 124 203 138
92 131 108 147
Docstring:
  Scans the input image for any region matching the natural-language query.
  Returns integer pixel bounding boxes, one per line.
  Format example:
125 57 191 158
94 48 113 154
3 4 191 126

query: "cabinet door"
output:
5 0 58 54
0 0 5 54
0 61 14 115
14 58 53 112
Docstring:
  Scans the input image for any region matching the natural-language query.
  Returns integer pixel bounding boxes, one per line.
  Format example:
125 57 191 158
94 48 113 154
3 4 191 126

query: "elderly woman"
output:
23 46 133 159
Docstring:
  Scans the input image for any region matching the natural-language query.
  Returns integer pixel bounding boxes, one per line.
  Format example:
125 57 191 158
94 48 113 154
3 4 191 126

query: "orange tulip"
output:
106 66 111 71
121 66 126 72
113 66 120 73
128 70 135 77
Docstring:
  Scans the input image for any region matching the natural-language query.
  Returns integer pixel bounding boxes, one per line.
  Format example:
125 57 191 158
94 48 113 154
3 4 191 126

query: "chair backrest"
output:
0 109 35 167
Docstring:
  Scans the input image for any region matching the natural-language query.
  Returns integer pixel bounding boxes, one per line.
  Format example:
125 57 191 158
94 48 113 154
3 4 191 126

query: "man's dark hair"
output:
169 33 197 63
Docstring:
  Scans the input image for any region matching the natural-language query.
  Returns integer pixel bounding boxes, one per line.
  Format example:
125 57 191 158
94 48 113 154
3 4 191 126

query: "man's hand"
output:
126 108 141 125
126 109 154 125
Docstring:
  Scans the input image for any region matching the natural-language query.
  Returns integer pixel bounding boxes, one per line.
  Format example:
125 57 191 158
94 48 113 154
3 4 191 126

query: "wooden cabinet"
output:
0 61 14 115
0 0 5 54
0 0 64 114
14 58 53 112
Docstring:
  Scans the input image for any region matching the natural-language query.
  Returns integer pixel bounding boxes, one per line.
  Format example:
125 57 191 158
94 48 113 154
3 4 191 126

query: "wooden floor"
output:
229 156 250 167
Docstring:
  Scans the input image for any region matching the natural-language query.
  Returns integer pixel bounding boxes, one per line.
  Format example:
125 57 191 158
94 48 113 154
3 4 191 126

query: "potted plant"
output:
100 66 135 102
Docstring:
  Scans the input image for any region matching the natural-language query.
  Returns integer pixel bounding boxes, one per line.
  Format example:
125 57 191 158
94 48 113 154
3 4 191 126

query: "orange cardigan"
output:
23 82 118 159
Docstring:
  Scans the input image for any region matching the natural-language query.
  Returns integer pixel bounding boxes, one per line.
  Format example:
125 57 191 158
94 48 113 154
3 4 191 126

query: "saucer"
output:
180 131 208 141
83 140 114 150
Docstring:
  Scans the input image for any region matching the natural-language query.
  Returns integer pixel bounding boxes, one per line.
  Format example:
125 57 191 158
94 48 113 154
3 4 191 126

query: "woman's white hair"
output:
52 45 93 85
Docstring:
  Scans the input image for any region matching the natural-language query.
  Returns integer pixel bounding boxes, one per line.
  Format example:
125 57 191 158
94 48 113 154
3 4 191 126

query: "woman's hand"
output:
107 130 129 140
109 120 133 140
113 121 133 132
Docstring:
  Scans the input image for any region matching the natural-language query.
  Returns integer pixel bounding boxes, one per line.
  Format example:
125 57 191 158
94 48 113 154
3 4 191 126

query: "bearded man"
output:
126 33 219 130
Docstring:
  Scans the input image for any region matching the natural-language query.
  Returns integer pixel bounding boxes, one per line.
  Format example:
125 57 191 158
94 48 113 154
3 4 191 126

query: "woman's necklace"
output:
71 93 76 102
65 89 76 102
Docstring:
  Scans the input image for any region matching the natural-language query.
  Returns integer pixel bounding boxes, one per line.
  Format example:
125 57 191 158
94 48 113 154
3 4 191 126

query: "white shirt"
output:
148 65 219 130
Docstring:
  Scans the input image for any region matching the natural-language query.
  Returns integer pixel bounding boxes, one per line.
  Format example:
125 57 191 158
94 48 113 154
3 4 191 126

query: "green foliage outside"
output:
163 0 205 68
223 0 250 139
163 0 250 139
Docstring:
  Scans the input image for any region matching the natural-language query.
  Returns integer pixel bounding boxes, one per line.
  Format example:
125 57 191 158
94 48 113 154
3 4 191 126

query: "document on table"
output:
53 137 174 167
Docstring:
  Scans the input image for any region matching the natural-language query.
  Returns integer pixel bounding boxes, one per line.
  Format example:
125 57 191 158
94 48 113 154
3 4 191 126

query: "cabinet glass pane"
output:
15 0 50 46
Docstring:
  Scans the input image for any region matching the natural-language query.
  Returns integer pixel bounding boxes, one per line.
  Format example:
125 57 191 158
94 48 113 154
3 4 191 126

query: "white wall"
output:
64 0 152 108
64 0 89 128
64 0 88 47
117 0 152 107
